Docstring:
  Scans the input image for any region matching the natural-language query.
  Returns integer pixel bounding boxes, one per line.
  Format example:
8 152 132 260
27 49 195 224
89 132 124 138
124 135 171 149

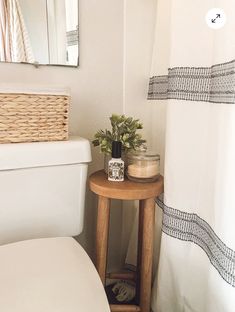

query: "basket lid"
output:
0 137 92 171
0 84 70 96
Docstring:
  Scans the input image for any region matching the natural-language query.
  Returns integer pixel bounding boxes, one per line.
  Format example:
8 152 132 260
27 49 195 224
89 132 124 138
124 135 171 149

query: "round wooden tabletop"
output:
89 170 164 200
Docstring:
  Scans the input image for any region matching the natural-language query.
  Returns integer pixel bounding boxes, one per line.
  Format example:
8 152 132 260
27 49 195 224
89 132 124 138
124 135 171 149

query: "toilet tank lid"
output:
0 137 92 171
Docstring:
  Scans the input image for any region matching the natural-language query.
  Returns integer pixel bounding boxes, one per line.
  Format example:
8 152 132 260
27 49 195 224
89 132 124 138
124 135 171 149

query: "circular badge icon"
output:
205 8 226 29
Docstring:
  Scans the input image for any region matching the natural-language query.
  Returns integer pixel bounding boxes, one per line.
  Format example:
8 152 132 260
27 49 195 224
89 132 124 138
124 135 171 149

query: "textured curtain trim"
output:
148 60 235 104
156 195 235 287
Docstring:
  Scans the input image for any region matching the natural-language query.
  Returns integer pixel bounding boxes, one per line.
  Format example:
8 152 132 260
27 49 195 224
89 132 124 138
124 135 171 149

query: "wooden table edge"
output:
89 170 164 200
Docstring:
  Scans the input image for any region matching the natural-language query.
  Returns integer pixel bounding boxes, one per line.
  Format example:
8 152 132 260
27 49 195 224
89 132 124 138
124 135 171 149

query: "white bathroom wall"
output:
124 0 166 171
120 0 167 265
124 0 157 142
0 0 124 268
0 0 163 270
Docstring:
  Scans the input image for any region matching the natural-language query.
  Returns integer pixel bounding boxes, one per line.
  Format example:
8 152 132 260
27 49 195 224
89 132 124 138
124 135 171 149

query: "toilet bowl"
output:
0 137 110 312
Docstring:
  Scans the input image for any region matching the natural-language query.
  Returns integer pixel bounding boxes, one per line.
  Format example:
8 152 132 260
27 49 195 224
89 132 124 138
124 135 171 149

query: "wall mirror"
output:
0 0 79 67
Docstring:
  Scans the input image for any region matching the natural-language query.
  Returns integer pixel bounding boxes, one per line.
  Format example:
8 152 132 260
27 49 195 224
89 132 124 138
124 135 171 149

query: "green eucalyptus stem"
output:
92 114 146 155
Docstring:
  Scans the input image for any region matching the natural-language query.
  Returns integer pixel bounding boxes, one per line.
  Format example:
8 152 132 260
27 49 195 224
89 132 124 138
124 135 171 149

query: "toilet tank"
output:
0 137 92 245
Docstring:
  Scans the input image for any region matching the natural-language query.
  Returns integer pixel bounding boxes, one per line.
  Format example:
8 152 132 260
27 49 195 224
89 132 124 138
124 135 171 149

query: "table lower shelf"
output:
110 304 141 312
106 271 136 281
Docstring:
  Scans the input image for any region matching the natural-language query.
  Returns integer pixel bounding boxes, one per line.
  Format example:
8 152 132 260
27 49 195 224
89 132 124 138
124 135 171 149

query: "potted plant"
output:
92 114 146 173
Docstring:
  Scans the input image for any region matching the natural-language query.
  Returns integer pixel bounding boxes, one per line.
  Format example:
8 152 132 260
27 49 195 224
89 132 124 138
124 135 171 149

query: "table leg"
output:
139 198 155 312
136 200 144 303
96 195 110 285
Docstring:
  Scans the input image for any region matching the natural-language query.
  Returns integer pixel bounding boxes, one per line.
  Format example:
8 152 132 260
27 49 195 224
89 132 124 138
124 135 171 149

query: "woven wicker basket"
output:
0 93 69 143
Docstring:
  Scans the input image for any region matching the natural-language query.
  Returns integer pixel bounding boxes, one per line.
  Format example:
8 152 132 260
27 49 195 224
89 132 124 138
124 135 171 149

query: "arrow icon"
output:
211 13 221 24
206 9 226 29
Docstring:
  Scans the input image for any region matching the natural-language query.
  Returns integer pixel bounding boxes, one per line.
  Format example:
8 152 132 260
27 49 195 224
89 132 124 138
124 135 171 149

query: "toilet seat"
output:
0 237 110 312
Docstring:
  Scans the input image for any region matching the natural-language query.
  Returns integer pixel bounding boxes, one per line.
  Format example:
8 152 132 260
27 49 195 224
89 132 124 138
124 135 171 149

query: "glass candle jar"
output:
127 152 160 183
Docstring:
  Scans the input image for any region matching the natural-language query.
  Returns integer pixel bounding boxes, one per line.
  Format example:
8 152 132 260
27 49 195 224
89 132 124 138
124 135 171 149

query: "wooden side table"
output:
89 170 164 312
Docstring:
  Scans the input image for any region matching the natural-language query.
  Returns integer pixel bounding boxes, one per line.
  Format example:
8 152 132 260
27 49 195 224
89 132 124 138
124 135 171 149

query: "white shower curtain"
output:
0 0 34 63
147 0 235 311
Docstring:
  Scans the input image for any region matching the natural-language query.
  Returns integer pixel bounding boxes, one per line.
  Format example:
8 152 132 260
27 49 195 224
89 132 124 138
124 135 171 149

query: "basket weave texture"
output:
0 93 69 143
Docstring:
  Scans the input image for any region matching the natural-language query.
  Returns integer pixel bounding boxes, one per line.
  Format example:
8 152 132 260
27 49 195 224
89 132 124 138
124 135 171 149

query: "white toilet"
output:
0 137 110 312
